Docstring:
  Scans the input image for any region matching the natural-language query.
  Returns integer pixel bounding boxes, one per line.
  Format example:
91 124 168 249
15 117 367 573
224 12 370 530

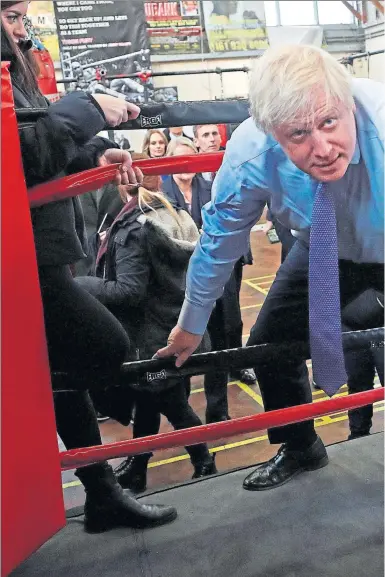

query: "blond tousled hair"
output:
166 137 198 156
249 44 354 133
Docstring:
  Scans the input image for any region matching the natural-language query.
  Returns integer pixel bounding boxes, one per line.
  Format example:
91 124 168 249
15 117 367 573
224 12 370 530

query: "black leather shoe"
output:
76 463 177 532
192 455 218 479
348 431 370 440
114 456 148 493
84 490 177 533
243 436 328 491
230 369 257 384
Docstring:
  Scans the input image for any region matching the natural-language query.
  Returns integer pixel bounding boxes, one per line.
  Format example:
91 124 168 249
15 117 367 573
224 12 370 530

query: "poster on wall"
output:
27 1 60 61
53 0 151 103
202 1 268 53
145 1 203 55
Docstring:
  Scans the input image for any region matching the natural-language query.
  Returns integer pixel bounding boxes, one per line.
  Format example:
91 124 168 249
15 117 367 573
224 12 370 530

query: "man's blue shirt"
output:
179 78 384 335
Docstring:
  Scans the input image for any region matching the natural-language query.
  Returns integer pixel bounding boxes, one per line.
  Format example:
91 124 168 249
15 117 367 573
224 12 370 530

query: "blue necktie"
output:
308 183 347 396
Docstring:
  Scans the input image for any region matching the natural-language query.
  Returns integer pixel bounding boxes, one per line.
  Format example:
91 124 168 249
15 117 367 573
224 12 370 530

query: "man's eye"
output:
291 130 307 140
7 15 18 23
323 118 337 128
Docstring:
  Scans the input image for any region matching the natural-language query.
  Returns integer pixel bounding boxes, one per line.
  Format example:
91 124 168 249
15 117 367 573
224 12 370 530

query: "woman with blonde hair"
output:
142 129 168 158
77 153 216 492
163 137 209 227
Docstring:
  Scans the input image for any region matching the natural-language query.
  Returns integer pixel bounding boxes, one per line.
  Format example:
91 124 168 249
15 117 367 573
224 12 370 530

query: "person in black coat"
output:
74 182 125 276
76 176 217 492
1 0 176 532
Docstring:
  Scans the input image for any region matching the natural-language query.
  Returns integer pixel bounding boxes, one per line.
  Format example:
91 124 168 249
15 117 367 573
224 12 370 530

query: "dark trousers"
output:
246 241 384 447
39 265 131 451
204 259 244 422
344 339 383 435
132 380 211 467
274 220 297 263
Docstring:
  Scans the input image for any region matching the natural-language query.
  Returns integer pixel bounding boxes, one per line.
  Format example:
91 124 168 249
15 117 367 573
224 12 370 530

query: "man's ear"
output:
193 138 199 149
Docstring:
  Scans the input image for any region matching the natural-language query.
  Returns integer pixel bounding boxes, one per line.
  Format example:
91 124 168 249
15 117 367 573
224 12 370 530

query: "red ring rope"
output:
60 388 383 470
28 153 224 208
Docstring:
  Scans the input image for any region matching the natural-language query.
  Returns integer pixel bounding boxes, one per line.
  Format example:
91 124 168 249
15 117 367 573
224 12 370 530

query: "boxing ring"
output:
11 434 385 577
2 63 384 577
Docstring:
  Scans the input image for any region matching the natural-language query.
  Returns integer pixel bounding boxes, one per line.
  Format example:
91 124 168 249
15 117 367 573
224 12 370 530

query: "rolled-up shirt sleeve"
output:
179 158 268 335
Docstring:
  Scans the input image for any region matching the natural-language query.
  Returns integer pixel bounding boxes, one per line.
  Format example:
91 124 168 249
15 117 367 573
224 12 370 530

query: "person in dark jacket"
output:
192 126 256 385
76 174 217 493
264 204 297 263
1 0 176 532
74 182 125 276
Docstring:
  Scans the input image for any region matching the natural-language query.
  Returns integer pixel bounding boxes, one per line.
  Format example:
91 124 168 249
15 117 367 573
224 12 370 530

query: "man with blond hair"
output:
156 45 384 490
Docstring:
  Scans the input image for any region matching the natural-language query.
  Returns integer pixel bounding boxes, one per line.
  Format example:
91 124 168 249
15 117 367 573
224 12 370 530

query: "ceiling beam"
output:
340 0 368 23
369 0 384 15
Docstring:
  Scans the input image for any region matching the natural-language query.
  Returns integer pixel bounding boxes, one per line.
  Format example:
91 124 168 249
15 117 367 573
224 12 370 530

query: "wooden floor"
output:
62 228 384 509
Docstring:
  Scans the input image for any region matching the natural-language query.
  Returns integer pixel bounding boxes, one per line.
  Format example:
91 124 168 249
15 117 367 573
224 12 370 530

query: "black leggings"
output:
133 380 211 467
39 265 131 451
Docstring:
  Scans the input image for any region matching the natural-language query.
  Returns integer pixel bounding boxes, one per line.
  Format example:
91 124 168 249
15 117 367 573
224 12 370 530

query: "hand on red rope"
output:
98 149 143 186
28 152 224 207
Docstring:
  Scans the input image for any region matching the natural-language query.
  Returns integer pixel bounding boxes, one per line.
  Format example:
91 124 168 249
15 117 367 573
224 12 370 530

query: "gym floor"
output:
62 227 384 509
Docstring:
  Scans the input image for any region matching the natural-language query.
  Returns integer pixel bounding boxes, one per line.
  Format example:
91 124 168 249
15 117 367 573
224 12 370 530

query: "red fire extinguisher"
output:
33 48 60 102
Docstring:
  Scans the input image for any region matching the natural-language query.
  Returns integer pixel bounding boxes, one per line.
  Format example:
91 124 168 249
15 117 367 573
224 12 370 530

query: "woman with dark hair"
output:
1 1 176 532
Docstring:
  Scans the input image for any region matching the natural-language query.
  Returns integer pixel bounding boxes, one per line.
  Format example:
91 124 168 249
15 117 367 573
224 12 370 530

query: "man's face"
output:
194 125 221 153
272 92 356 182
170 127 183 136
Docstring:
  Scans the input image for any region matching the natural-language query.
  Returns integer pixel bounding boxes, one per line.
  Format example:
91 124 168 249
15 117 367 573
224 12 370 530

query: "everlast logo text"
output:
146 369 167 382
140 114 162 128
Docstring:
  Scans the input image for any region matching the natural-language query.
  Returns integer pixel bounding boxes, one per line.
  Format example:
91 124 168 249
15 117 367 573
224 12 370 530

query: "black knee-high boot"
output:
54 391 177 532
75 462 177 532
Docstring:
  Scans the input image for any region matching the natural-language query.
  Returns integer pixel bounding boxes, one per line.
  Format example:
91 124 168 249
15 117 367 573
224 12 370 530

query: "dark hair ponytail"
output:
1 2 40 94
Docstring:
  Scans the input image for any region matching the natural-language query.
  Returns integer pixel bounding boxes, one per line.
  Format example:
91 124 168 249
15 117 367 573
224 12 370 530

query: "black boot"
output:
114 455 149 493
75 462 177 533
192 454 217 479
348 430 370 440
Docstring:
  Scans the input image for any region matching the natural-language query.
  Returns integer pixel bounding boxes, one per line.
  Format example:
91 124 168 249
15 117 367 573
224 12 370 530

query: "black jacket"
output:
3 40 117 266
76 201 205 359
162 174 212 230
80 183 125 240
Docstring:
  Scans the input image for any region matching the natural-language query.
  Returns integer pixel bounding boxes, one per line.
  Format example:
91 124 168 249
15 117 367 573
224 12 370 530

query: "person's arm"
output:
76 226 150 308
18 92 139 187
154 156 268 366
178 160 267 336
18 92 106 187
65 136 119 175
